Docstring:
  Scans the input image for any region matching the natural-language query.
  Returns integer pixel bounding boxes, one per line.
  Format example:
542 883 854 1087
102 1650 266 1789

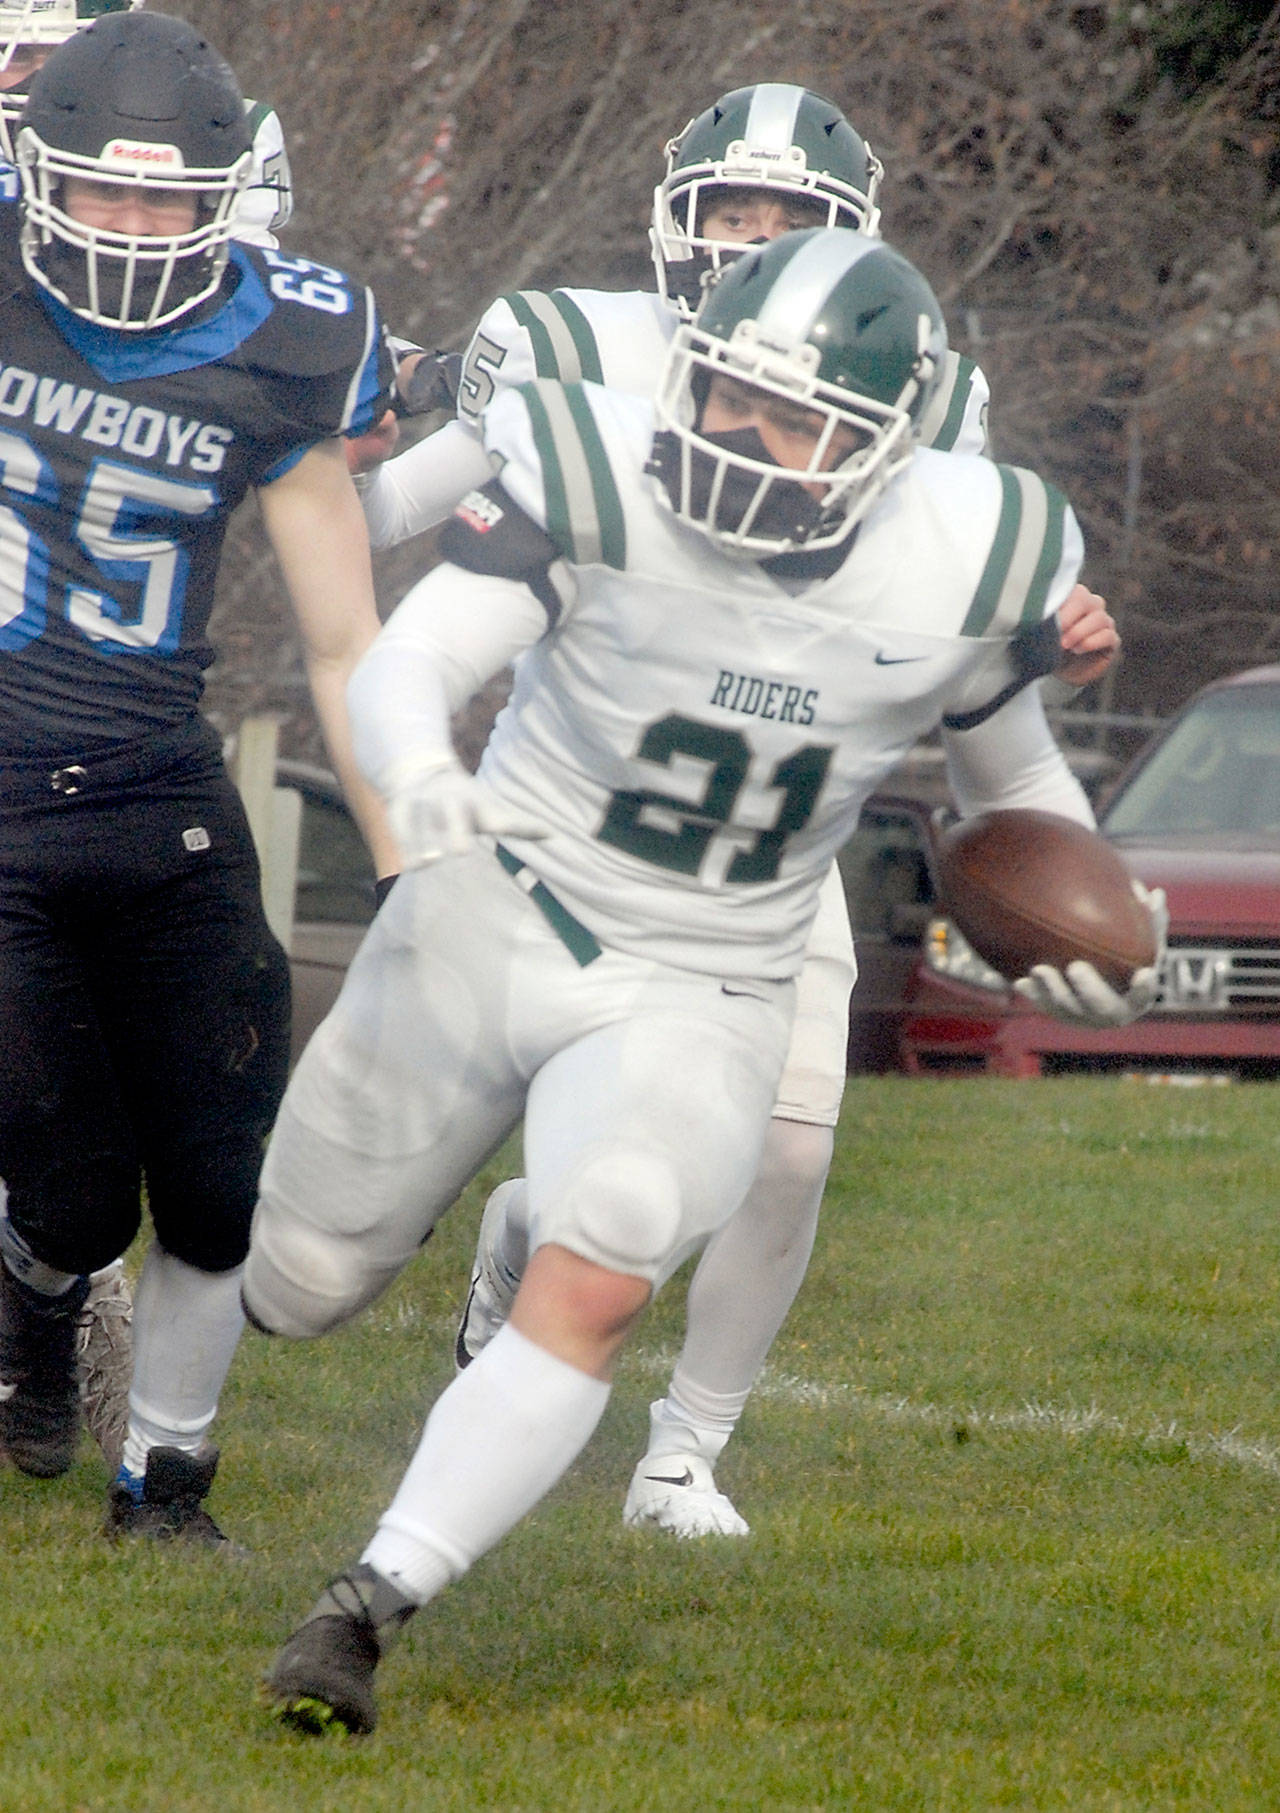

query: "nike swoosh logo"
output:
874 651 929 666
722 985 766 1001
645 1468 694 1488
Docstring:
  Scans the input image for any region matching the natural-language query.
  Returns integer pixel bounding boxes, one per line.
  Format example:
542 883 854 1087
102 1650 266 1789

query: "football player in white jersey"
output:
0 0 299 1473
251 228 1162 1734
0 1 294 244
352 83 1118 1541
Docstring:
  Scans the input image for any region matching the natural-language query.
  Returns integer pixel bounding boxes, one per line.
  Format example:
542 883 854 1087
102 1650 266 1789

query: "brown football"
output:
933 808 1157 989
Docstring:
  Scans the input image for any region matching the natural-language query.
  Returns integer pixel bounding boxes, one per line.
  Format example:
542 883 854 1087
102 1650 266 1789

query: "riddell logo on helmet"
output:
101 139 186 172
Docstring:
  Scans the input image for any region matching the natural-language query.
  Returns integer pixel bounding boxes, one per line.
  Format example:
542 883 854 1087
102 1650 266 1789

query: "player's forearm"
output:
943 685 1095 827
347 563 545 798
357 419 494 549
304 653 402 877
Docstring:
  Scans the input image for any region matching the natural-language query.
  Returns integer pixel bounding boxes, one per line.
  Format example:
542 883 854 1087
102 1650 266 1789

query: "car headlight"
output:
922 916 1009 994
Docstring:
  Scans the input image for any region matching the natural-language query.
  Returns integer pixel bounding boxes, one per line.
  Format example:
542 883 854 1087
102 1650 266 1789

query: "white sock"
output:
361 1324 610 1604
656 1118 831 1450
121 1245 245 1478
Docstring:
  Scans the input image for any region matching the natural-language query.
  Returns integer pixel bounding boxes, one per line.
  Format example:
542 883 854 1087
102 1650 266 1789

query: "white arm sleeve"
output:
942 682 1095 827
347 562 548 796
356 419 495 549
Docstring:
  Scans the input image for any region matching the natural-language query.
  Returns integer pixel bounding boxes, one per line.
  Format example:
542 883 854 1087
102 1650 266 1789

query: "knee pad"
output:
5 1158 143 1277
241 1208 398 1339
544 1147 683 1281
759 1117 835 1199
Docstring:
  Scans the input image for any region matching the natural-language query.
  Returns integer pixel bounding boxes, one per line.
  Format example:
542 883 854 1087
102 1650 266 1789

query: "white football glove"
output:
383 754 546 867
1012 881 1168 1027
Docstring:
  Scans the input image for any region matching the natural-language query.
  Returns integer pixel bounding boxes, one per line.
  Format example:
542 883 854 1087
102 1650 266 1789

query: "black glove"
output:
393 352 463 418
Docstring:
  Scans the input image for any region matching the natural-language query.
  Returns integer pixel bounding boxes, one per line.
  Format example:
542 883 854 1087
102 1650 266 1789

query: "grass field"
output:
6 1077 1280 1812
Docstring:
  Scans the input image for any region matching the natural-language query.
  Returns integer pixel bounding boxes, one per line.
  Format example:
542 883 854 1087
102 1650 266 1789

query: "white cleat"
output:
454 1182 524 1371
622 1451 750 1538
75 1263 133 1473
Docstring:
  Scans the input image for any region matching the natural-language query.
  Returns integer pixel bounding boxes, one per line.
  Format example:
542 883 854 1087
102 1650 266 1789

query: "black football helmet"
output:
16 9 251 330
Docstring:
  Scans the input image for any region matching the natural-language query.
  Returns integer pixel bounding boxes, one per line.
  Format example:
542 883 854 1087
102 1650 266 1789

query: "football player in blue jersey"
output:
0 9 397 1544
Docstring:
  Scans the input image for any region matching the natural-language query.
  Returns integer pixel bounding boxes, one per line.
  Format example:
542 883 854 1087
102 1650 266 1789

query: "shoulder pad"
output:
438 479 566 626
439 479 559 583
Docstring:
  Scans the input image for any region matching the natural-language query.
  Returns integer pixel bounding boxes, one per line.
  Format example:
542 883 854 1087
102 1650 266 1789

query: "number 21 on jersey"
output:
599 711 834 885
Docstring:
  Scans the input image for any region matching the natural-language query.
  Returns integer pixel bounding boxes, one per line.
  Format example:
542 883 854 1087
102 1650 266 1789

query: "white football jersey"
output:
459 284 990 455
468 379 1079 978
234 100 294 248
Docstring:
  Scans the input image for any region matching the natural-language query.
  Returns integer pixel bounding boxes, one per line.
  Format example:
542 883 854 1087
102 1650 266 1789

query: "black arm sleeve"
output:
437 480 565 627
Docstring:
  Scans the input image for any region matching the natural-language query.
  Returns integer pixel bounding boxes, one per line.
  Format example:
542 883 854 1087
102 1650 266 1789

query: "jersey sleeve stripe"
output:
506 291 585 382
1021 476 1068 623
521 382 574 554
563 385 625 568
520 380 625 568
549 292 605 385
961 465 1064 636
338 288 382 432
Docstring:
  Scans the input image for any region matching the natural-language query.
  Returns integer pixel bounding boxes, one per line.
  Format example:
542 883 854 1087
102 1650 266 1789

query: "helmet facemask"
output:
652 160 883 316
17 128 250 329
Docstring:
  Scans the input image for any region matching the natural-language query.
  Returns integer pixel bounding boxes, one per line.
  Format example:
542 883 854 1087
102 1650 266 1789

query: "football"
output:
932 808 1157 989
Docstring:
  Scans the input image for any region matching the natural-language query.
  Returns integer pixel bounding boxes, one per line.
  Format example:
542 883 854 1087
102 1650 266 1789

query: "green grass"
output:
7 1080 1280 1810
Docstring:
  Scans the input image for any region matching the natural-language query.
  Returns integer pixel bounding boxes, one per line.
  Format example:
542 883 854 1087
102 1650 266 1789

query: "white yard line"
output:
629 1345 1280 1481
385 1309 1280 1485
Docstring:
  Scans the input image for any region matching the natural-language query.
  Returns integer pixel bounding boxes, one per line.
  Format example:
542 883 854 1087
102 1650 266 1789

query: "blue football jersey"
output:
0 201 392 756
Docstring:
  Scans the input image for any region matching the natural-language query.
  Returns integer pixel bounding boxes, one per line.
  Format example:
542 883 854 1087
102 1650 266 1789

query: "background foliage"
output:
177 0 1280 752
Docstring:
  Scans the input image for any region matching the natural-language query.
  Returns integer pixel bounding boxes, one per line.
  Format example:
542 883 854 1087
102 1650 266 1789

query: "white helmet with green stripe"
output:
651 227 946 557
651 83 883 317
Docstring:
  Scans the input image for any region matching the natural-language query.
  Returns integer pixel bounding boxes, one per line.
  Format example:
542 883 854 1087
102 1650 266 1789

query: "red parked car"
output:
858 667 1280 1078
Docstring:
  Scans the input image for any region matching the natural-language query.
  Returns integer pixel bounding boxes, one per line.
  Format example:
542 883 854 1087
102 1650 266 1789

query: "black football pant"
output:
0 725 291 1278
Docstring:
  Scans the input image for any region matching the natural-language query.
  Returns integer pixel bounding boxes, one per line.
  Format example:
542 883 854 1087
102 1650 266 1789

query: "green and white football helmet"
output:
0 0 142 161
651 228 946 557
651 83 883 316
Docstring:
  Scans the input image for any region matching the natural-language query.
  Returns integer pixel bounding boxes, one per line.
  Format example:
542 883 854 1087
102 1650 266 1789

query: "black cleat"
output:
105 1444 242 1550
265 1566 416 1737
0 1264 88 1478
267 1612 381 1736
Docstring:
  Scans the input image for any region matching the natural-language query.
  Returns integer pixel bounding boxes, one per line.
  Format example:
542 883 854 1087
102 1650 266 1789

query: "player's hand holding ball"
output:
383 753 546 865
933 808 1167 1028
1013 880 1168 1026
